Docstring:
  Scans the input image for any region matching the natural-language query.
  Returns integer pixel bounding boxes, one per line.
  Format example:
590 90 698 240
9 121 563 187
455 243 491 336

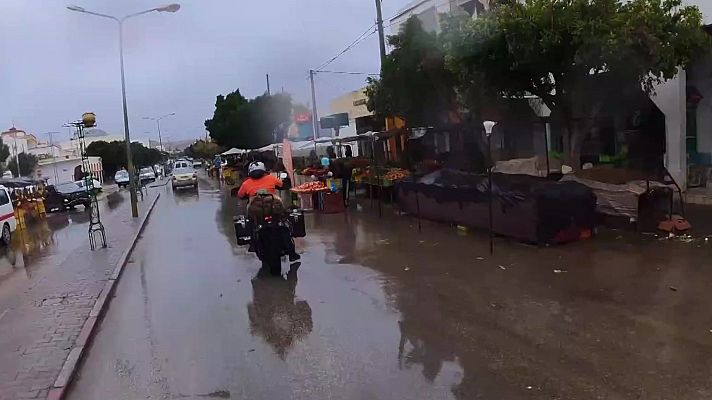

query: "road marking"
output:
0 308 10 322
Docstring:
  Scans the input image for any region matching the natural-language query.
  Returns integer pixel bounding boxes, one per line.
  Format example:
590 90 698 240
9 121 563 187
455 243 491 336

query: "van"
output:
0 186 17 245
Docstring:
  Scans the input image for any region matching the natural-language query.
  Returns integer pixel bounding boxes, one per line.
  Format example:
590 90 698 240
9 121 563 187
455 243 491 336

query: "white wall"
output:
35 156 103 185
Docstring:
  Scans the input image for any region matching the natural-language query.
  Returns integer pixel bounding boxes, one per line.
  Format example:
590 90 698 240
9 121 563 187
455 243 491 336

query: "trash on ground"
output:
669 286 678 291
476 257 485 261
498 265 507 270
404 266 410 271
553 269 567 274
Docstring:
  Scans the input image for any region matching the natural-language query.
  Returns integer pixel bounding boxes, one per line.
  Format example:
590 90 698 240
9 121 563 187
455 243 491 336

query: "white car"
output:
139 167 156 184
0 186 17 245
172 161 198 190
114 170 130 188
75 178 103 194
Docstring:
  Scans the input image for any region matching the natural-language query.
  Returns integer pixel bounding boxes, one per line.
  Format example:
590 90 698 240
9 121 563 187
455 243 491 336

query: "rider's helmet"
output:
248 161 267 179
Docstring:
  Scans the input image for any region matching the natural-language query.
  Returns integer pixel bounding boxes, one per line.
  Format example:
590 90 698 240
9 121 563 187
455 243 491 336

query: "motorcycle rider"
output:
237 161 300 262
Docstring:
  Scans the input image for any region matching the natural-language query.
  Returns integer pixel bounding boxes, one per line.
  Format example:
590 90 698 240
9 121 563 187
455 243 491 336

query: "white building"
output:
0 127 38 164
35 156 103 186
58 128 150 156
389 0 487 34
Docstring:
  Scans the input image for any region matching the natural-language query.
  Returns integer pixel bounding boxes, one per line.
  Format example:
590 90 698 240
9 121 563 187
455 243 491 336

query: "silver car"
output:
172 162 197 190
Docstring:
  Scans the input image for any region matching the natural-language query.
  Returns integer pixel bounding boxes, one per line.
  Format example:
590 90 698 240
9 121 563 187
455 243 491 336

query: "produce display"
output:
301 167 329 177
291 181 329 193
383 168 410 181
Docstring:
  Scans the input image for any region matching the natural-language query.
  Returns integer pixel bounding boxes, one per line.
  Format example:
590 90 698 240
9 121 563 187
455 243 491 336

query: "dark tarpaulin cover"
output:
396 169 596 244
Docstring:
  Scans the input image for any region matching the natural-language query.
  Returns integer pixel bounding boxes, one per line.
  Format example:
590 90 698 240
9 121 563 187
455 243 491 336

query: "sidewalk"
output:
0 192 160 400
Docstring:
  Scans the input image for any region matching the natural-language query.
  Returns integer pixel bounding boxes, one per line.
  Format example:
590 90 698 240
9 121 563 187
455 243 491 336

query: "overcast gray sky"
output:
0 0 412 143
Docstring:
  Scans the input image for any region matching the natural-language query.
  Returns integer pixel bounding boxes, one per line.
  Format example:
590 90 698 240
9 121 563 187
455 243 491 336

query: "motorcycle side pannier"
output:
288 209 306 238
233 215 253 245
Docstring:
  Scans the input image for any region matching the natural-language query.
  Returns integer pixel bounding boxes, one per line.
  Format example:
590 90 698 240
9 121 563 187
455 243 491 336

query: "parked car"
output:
115 169 130 188
0 185 17 245
75 178 102 195
153 164 164 178
139 167 155 184
45 182 92 212
172 163 198 191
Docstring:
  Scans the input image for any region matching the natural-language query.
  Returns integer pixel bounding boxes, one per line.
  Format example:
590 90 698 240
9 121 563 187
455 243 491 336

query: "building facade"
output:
35 156 103 185
389 0 488 34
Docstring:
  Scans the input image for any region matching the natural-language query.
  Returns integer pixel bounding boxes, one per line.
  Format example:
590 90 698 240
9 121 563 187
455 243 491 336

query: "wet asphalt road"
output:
68 174 712 400
0 188 127 306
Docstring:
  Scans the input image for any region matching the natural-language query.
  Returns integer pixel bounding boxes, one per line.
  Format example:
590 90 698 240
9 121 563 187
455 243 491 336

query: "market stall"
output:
396 169 596 244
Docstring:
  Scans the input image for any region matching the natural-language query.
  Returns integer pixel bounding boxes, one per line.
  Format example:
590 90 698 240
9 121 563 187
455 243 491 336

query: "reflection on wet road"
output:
0 189 127 294
69 175 712 399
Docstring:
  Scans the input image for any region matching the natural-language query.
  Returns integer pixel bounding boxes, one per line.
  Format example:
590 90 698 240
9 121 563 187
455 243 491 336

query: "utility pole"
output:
12 134 20 178
375 0 387 66
266 74 271 96
309 69 319 144
44 132 60 184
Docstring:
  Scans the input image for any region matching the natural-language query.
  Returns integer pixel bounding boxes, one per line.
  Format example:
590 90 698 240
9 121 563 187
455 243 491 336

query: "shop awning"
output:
221 148 246 156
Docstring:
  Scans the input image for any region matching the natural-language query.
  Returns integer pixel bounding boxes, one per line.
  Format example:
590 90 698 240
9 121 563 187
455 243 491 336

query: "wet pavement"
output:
0 184 163 400
0 188 125 305
69 175 712 400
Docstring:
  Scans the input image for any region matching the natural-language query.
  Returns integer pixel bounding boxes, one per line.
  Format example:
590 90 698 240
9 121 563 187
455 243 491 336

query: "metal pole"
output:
375 0 387 66
266 74 271 96
13 135 20 177
544 120 551 178
46 132 59 184
309 69 319 153
119 20 139 218
156 119 163 153
487 134 493 255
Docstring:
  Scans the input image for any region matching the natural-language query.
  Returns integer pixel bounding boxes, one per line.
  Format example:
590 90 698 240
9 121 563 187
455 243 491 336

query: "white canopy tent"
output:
221 147 247 156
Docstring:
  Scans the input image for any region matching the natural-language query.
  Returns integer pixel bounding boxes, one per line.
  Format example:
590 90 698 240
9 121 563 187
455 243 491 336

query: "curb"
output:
47 193 161 400
147 177 171 188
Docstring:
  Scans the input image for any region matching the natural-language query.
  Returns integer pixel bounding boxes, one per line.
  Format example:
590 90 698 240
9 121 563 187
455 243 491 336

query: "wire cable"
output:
314 70 380 76
314 23 378 71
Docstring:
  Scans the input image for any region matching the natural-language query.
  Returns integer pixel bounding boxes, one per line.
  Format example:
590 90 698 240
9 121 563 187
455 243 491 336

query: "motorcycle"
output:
233 191 306 276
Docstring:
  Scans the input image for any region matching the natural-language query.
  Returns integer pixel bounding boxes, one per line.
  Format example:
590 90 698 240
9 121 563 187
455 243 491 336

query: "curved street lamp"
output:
67 4 180 217
143 112 175 153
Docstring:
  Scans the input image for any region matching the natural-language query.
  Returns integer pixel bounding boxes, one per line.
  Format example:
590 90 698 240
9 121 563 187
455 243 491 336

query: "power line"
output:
314 23 378 71
314 70 380 76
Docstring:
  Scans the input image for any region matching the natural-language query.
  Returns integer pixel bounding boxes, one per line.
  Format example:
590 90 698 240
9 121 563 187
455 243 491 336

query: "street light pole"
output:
309 69 319 155
483 120 497 255
116 19 140 218
67 4 180 218
143 113 175 153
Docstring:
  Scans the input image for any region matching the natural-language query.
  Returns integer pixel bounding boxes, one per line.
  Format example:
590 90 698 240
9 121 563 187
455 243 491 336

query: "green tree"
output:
184 140 222 160
7 152 38 177
366 16 457 127
204 90 293 149
0 138 10 175
86 140 162 179
131 143 162 168
444 0 709 168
